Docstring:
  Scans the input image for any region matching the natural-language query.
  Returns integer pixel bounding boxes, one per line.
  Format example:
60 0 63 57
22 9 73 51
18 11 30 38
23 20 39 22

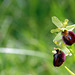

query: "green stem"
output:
65 66 75 75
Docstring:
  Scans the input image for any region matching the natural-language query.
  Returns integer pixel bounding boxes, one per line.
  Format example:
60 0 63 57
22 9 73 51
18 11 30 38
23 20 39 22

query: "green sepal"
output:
66 24 75 31
61 47 72 56
52 16 63 28
53 32 62 44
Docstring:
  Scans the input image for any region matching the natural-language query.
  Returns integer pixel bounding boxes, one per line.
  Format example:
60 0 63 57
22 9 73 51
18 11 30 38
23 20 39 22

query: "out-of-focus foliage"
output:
0 0 75 75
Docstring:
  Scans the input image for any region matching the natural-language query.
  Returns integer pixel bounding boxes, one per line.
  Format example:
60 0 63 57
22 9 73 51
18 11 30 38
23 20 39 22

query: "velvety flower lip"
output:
53 49 65 67
62 31 75 46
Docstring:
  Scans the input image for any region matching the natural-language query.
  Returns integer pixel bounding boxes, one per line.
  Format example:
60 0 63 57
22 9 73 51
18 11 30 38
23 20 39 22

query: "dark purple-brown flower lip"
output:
62 30 75 46
53 49 65 67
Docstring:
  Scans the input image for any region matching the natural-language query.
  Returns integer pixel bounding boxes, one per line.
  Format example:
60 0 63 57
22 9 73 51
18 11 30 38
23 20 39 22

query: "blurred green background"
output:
0 0 75 75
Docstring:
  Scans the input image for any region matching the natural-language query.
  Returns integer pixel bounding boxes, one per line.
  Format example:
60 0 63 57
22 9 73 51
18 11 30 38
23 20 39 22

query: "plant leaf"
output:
52 16 63 28
0 48 49 59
